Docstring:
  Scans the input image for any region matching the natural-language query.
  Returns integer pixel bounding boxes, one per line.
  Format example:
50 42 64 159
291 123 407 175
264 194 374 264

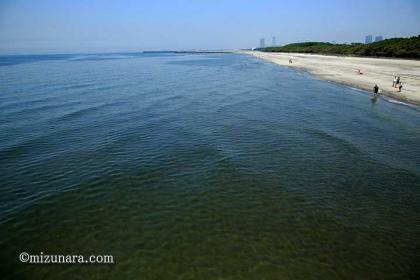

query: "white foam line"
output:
385 98 419 109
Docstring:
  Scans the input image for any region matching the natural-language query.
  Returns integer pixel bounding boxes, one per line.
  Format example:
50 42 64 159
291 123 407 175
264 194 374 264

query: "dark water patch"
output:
0 52 150 67
0 54 73 66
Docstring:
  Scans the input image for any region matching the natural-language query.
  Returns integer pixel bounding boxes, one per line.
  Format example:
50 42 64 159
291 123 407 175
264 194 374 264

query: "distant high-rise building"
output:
272 36 276 47
260 38 265 48
365 35 373 44
374 35 383 42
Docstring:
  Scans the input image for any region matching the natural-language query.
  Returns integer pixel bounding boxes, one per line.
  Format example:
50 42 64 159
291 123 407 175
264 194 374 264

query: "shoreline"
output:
241 51 420 106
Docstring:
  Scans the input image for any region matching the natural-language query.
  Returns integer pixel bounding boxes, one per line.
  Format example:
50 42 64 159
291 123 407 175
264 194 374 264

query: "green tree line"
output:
259 35 420 59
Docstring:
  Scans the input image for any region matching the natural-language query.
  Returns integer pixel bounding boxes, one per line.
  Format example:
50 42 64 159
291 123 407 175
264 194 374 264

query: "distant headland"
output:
257 35 420 59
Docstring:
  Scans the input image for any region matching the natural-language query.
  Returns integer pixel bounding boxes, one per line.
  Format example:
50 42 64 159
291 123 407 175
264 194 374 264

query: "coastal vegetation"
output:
259 35 420 59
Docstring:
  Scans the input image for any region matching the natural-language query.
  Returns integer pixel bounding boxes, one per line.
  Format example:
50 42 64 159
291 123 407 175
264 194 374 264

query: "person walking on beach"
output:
398 83 403 92
396 76 400 86
371 84 380 103
373 84 379 95
392 76 397 87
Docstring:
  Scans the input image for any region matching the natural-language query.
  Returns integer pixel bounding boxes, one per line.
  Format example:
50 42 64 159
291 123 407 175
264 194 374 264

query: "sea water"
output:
1 53 419 279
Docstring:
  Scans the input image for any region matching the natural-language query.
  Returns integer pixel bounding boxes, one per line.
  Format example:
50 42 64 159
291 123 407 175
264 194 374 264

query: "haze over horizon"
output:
0 0 419 54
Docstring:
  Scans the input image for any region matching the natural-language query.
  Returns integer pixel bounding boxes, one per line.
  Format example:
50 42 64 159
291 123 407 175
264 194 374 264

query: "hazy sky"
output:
0 0 419 54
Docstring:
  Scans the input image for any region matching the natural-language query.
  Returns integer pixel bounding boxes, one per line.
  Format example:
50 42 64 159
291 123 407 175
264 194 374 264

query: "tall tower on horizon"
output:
374 35 383 42
260 38 265 48
272 36 276 47
365 35 373 44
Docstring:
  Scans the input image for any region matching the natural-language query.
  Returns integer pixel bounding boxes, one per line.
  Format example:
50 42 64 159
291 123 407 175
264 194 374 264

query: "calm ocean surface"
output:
0 52 419 279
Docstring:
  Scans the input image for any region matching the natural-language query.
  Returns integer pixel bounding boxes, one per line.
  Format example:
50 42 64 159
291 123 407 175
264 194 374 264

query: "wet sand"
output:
244 51 420 106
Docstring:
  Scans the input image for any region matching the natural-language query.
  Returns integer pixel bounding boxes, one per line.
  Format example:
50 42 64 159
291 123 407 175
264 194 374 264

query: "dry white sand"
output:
243 51 420 106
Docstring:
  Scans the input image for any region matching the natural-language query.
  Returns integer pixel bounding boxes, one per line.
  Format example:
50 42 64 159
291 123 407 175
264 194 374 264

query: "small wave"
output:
385 98 419 109
348 86 368 93
51 103 112 122
304 127 368 157
69 54 131 62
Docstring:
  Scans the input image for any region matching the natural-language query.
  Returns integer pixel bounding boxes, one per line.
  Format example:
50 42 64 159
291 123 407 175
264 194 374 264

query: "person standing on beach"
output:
396 76 400 86
393 76 397 87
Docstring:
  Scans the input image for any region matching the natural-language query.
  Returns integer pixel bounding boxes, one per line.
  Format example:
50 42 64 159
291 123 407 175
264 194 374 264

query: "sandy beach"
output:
244 51 420 105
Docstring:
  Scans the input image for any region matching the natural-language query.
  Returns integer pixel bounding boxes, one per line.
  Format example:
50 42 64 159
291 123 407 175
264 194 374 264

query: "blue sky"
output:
0 0 419 54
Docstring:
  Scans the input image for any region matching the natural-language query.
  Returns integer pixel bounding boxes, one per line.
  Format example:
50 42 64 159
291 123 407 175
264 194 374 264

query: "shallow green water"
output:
0 53 419 279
